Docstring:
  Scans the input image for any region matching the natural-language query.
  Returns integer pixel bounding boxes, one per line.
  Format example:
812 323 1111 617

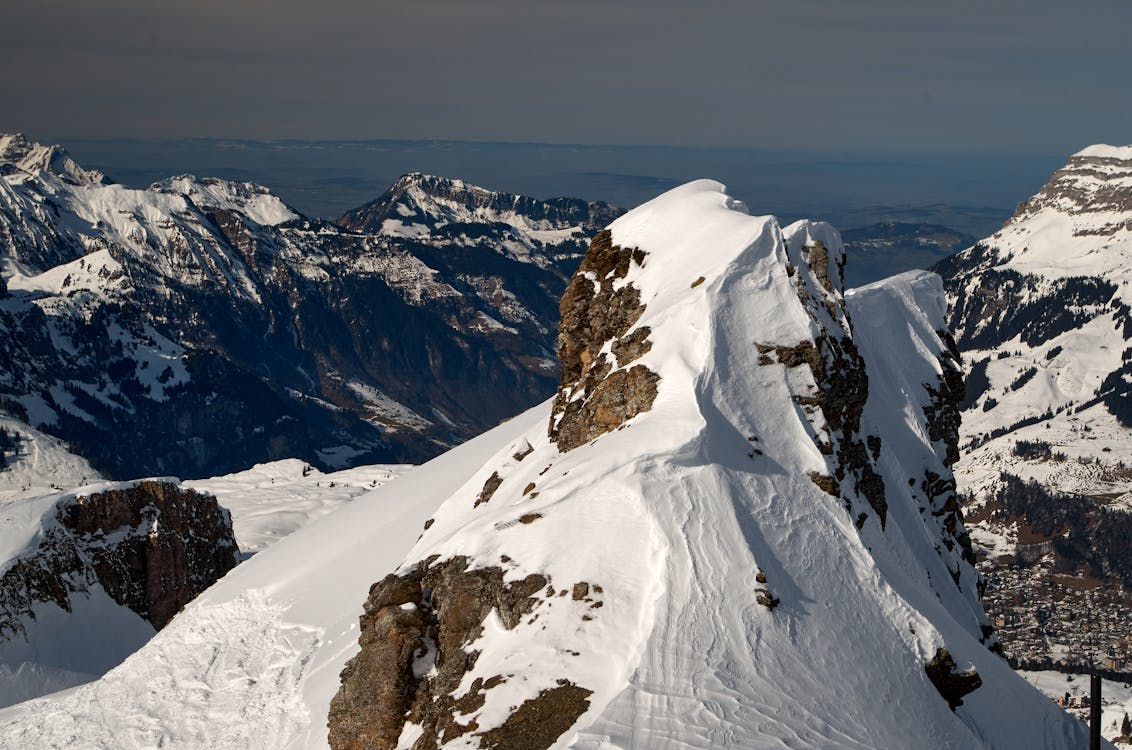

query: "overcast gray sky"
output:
4 0 1130 152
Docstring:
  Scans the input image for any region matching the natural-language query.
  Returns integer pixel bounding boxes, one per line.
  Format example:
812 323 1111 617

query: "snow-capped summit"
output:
933 144 1132 677
338 172 621 271
0 133 105 186
327 181 1082 749
1005 143 1132 250
935 144 1132 481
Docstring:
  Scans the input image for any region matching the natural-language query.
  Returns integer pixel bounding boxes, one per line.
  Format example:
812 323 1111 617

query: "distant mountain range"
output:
0 134 618 479
54 137 1046 234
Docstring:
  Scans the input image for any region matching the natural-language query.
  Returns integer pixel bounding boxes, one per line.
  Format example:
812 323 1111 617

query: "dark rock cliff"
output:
0 481 238 638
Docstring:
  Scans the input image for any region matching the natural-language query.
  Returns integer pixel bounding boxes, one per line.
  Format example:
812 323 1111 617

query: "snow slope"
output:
0 181 1090 749
186 459 411 554
0 408 542 748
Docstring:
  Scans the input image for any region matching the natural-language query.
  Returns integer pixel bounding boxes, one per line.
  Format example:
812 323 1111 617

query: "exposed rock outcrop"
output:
476 682 593 750
329 556 592 750
58 481 240 627
764 230 889 528
0 481 238 639
924 647 982 710
549 230 658 451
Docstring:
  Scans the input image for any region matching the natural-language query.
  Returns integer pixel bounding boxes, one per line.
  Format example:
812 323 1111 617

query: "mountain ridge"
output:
0 136 616 479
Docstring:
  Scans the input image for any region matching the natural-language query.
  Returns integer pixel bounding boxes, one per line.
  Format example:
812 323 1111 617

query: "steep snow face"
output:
0 181 1085 749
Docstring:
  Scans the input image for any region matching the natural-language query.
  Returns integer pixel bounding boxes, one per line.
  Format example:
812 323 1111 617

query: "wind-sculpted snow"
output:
0 181 1089 749
0 591 320 749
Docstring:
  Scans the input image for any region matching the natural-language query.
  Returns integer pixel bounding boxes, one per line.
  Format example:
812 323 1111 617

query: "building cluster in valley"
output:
982 563 1132 678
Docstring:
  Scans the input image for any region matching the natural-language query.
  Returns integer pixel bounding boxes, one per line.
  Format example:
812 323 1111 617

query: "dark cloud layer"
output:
4 0 1130 152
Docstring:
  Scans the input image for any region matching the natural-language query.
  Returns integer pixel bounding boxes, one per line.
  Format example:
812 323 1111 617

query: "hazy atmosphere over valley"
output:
1 1 1131 748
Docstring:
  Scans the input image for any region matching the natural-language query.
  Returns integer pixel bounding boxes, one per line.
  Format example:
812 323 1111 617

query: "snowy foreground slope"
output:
0 458 409 709
0 181 1091 748
0 410 542 748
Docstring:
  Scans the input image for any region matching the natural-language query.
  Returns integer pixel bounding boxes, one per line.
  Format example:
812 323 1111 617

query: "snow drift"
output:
0 180 1091 748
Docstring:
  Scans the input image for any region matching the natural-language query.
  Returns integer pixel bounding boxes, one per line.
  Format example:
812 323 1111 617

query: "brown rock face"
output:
329 556 590 750
919 330 978 577
759 241 888 528
924 647 982 710
58 481 240 628
476 682 593 750
549 230 659 452
0 481 238 640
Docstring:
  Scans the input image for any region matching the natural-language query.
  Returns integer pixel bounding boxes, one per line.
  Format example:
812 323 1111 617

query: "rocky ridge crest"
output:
328 184 990 748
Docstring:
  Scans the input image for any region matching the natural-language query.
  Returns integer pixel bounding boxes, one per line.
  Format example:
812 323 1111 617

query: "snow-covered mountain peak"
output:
319 181 1085 749
149 174 299 226
337 172 622 269
0 133 104 186
983 144 1132 272
0 145 611 479
1074 143 1132 161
